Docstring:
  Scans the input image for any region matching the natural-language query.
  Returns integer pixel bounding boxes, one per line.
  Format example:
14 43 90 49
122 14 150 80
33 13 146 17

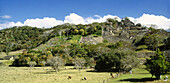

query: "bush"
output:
103 39 108 43
136 45 148 51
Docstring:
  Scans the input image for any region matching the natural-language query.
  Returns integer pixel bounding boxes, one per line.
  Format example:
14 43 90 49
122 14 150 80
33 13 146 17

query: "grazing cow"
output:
68 76 71 79
110 73 114 78
84 77 87 80
81 77 87 80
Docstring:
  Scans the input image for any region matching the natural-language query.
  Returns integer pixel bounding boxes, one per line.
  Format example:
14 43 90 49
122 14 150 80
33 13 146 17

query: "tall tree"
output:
47 56 65 73
145 48 169 79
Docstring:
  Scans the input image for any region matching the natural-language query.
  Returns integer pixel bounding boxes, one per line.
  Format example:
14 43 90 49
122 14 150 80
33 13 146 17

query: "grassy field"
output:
0 60 169 83
108 68 170 83
0 65 112 83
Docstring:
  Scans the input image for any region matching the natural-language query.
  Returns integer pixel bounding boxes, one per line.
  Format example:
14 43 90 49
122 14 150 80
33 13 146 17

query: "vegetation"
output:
0 26 50 55
95 49 139 72
0 66 112 83
145 48 170 79
136 29 169 50
0 17 170 83
108 68 170 83
47 56 65 73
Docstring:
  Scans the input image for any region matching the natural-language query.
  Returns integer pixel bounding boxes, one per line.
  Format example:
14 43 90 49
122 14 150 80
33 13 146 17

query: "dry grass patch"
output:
0 66 113 83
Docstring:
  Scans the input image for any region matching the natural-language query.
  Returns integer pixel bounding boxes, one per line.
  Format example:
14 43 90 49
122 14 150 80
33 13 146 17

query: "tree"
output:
73 57 86 71
120 51 139 72
138 34 162 50
29 61 37 69
145 49 169 79
136 23 142 27
95 49 139 72
95 52 119 71
79 29 84 35
70 43 87 58
164 36 170 49
47 56 65 73
74 29 79 35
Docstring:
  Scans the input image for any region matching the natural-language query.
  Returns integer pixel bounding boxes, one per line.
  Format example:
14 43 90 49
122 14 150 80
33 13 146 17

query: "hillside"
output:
0 17 170 58
0 18 169 83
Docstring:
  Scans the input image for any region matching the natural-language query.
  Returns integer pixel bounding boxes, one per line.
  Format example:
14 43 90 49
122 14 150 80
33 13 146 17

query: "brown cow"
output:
68 76 71 79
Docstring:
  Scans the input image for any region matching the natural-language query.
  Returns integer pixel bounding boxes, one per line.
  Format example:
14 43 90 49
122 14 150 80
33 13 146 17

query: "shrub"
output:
103 39 108 43
47 56 65 73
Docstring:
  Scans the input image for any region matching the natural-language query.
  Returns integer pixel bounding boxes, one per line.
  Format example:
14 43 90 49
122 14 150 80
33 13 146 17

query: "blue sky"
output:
0 0 170 29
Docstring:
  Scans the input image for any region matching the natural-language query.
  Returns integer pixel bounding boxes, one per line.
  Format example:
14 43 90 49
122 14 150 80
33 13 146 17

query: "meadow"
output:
0 63 111 83
0 60 169 83
108 68 170 83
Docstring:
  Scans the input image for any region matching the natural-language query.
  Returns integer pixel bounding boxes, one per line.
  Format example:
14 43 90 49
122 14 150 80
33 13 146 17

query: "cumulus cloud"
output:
64 13 86 24
129 14 170 30
0 15 11 19
63 13 120 24
0 21 23 29
0 17 64 29
85 15 121 23
0 13 170 30
24 17 63 28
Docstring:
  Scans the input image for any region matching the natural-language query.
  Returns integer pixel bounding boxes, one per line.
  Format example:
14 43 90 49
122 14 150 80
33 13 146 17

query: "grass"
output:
108 68 170 83
0 65 113 83
0 60 169 83
136 49 155 53
0 49 24 58
0 52 6 58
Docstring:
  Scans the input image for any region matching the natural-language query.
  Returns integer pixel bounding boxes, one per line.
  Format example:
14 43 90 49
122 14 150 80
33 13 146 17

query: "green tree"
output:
47 56 65 73
79 29 84 35
139 34 162 50
145 48 169 79
74 57 86 71
120 51 139 72
95 52 119 71
70 43 87 58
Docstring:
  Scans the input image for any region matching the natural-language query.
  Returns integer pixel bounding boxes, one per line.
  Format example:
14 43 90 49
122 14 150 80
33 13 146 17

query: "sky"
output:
0 0 170 30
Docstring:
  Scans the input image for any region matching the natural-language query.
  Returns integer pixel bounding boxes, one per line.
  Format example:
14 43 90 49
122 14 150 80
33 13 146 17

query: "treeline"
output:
12 41 138 72
61 24 102 36
0 26 49 55
135 27 170 50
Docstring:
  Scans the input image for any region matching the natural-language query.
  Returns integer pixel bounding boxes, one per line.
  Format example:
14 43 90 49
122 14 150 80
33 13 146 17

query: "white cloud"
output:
0 17 64 29
0 15 11 19
0 21 23 29
0 13 170 30
24 17 63 28
64 13 86 24
64 13 120 24
94 15 101 18
129 14 170 30
86 15 121 24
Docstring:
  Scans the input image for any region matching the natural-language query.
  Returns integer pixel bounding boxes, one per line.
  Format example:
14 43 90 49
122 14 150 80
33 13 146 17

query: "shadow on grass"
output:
119 78 159 82
33 70 56 74
86 70 121 73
